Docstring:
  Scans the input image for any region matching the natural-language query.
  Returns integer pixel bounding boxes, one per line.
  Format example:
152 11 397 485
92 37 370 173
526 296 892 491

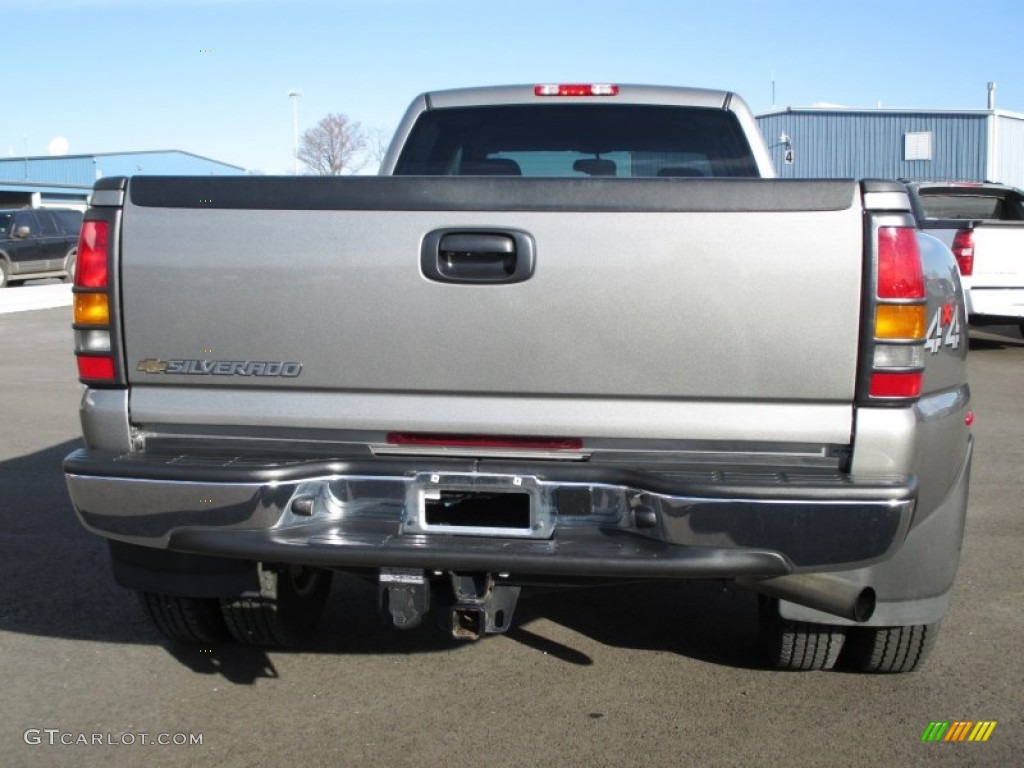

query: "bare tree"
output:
298 113 367 175
365 126 393 172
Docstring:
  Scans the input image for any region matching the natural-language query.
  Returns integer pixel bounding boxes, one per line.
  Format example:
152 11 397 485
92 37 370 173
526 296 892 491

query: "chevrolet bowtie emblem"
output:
136 358 169 374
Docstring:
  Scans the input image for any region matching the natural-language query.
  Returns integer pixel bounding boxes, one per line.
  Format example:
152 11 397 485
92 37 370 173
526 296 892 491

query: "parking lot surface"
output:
1 298 1020 767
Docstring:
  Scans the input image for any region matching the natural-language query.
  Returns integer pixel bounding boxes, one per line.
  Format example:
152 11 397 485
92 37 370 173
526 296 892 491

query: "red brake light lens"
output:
534 84 619 97
951 229 974 276
76 221 109 287
877 227 924 299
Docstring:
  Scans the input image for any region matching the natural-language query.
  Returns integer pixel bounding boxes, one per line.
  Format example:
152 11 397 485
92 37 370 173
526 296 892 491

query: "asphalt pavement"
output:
0 294 1020 767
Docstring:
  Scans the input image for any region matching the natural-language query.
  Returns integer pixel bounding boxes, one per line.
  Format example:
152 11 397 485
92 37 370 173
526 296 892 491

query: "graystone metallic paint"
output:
120 206 864 403
128 388 856 445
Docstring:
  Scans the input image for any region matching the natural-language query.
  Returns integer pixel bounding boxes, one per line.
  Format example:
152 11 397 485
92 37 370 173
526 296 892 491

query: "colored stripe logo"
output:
921 721 997 742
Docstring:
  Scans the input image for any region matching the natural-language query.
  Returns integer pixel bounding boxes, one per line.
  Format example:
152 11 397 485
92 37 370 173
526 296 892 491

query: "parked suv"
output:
0 207 83 287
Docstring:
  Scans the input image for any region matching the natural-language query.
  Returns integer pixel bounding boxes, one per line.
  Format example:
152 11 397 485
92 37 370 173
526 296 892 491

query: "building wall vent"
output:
904 131 933 161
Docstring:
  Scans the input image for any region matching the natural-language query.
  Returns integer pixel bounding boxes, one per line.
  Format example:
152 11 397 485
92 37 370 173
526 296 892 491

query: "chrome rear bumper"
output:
65 449 915 579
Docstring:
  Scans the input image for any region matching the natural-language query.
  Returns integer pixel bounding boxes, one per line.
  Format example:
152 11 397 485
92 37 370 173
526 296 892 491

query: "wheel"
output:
844 623 939 673
63 250 77 283
138 592 229 644
758 596 846 671
0 260 10 288
220 563 332 647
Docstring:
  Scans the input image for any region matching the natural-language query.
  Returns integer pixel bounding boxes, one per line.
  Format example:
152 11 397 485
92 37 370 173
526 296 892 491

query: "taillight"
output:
534 84 619 97
76 221 109 287
867 226 927 402
876 228 924 299
951 229 974 276
73 219 118 386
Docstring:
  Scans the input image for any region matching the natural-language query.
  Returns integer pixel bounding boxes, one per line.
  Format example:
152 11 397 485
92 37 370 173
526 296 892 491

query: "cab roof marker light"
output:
534 84 619 97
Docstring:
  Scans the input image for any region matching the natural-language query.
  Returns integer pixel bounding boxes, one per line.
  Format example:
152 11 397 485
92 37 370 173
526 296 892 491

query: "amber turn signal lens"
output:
875 304 926 340
74 293 109 326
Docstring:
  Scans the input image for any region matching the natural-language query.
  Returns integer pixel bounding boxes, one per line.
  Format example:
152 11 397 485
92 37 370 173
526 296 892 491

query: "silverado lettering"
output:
137 359 302 377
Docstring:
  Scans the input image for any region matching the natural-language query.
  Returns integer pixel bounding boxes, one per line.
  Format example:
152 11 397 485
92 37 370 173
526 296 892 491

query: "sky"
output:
5 0 1024 174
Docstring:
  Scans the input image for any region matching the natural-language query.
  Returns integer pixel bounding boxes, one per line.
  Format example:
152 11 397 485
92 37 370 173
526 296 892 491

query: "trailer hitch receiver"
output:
446 572 521 641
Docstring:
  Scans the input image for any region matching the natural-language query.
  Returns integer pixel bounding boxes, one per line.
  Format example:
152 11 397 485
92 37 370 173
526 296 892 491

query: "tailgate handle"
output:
422 230 535 284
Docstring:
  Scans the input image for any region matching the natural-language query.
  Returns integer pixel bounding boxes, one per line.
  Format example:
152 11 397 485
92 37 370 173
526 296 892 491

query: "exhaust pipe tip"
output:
737 575 877 623
851 587 876 624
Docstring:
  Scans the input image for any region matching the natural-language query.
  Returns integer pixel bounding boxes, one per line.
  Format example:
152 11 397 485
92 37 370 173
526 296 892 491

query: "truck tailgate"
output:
119 177 864 443
971 224 1024 288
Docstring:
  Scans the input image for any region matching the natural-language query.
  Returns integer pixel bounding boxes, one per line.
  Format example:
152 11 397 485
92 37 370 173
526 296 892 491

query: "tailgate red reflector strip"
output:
386 433 584 451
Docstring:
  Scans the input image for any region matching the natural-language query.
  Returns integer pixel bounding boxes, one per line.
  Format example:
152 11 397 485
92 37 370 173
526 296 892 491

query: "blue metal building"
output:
0 150 245 209
756 108 1024 188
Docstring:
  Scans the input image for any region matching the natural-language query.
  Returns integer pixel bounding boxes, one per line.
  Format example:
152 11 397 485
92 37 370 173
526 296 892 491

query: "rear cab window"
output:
394 105 759 178
917 187 1024 221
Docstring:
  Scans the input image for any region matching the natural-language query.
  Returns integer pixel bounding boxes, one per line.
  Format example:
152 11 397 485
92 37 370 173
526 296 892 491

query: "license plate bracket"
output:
406 473 550 538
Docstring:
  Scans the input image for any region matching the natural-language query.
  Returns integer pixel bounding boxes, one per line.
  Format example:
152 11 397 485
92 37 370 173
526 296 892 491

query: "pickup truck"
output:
906 181 1024 336
64 84 973 672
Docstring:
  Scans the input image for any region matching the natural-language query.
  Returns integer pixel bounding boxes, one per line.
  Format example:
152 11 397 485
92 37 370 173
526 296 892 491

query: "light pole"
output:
288 89 302 174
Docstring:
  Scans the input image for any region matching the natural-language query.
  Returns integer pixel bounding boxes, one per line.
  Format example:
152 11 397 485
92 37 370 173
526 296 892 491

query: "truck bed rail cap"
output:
127 176 857 213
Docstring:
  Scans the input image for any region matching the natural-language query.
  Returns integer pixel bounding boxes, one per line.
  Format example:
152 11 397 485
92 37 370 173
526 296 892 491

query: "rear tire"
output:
138 592 229 644
758 596 846 671
845 623 939 673
220 564 332 647
0 260 10 288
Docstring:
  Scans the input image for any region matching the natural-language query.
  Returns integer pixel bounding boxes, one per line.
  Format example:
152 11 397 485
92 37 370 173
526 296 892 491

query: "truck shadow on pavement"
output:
305 575 766 672
968 325 1024 350
0 439 152 646
0 439 765 682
